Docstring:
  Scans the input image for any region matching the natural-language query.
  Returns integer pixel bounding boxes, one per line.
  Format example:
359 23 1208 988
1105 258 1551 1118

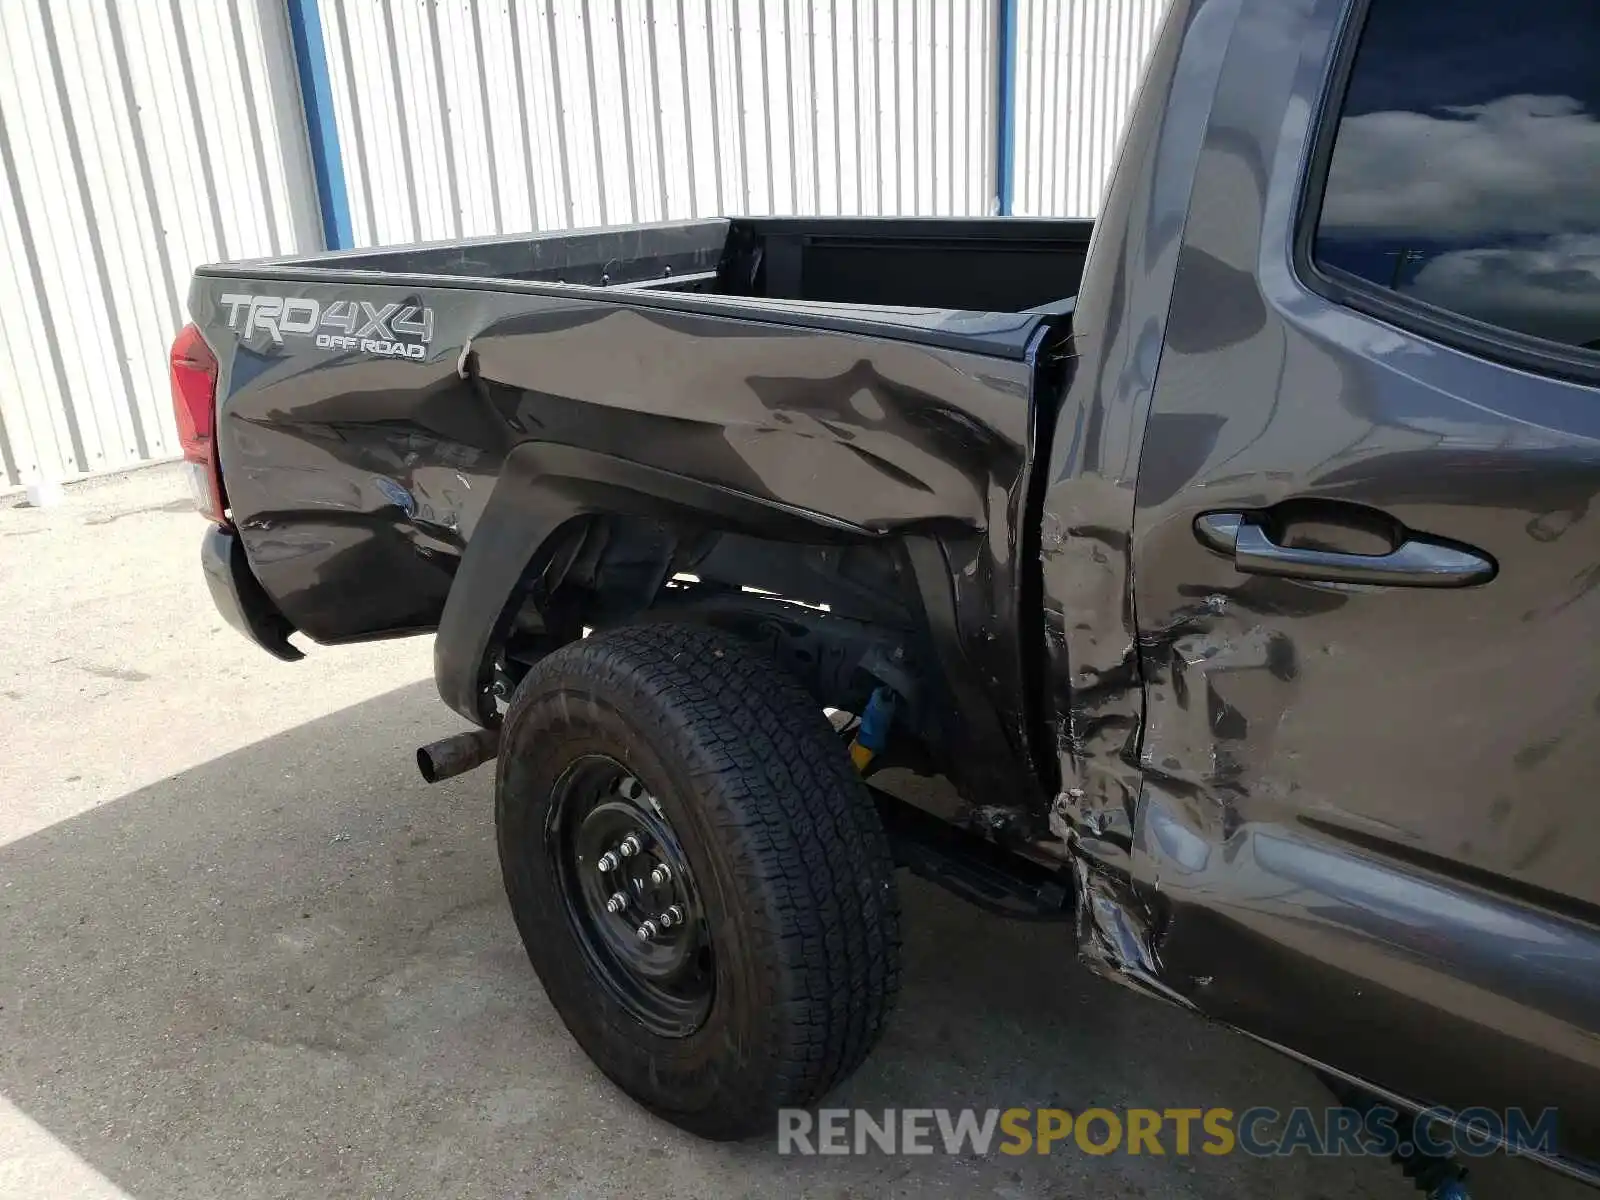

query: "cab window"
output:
1313 0 1600 354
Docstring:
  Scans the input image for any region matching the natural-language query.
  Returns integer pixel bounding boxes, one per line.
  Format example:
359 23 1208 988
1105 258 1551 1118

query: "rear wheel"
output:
495 623 901 1139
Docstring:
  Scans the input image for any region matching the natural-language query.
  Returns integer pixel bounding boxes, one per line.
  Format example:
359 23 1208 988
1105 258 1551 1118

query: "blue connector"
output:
849 686 898 771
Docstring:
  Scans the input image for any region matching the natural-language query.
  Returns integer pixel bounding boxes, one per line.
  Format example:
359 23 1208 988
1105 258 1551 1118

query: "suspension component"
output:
849 685 899 772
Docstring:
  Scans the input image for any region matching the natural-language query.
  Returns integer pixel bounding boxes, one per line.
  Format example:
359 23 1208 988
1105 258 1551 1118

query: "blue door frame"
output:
996 0 1019 215
285 0 352 250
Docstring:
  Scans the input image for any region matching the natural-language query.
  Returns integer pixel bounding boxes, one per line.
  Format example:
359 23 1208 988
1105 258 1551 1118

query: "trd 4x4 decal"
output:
218 294 433 360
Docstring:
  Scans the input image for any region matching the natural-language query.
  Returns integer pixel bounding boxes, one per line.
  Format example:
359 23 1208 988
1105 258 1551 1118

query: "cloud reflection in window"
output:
1311 0 1600 354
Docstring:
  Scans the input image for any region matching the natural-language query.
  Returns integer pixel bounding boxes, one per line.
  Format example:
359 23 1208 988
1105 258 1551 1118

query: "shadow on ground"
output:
0 681 1562 1199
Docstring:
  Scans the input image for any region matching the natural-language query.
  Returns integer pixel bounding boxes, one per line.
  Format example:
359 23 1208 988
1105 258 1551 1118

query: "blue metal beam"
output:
285 0 352 249
996 0 1018 215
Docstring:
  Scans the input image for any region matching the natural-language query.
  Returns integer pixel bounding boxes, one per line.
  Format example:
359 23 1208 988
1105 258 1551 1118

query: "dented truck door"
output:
1119 0 1600 1166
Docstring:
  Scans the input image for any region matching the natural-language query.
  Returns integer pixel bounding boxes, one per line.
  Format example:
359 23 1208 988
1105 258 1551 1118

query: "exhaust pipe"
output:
416 728 500 784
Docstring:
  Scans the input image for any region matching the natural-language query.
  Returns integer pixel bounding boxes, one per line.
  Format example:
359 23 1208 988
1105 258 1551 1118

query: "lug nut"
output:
657 904 684 929
636 920 659 941
605 892 628 914
618 833 644 858
650 864 671 886
597 850 620 872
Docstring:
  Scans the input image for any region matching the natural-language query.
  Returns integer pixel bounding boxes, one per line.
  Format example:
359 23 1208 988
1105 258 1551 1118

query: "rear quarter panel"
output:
192 276 1044 648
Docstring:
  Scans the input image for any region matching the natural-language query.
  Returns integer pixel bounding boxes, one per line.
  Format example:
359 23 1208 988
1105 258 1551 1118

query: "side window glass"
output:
1313 0 1600 353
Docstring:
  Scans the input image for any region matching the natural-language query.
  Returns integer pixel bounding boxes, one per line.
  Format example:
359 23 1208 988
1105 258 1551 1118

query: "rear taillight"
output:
169 322 227 524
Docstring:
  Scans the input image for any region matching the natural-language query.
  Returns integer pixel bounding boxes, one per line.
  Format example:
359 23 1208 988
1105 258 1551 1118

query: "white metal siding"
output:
319 0 999 245
0 0 1164 489
1012 0 1164 217
0 0 319 488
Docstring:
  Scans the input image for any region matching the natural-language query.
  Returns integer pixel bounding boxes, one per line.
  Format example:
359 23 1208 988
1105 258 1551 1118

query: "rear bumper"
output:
200 525 304 661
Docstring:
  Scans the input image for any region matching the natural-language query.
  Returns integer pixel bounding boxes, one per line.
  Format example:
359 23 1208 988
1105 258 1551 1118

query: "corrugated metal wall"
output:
0 0 321 488
318 0 999 245
1011 0 1164 217
0 0 1167 489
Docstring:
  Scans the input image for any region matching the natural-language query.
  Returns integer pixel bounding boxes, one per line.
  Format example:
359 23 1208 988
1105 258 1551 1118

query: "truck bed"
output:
230 217 1092 314
192 214 1087 658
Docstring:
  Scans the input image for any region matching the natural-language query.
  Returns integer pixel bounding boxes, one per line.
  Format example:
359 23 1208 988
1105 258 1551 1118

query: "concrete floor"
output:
0 464 1580 1200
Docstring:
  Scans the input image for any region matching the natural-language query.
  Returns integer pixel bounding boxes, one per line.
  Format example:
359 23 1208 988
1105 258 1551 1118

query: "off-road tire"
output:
495 622 901 1139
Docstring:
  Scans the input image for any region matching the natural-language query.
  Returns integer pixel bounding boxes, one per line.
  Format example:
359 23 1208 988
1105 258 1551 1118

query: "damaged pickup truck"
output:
177 0 1599 1191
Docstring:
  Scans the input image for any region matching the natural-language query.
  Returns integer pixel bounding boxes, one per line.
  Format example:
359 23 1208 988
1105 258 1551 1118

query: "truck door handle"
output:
1193 512 1496 588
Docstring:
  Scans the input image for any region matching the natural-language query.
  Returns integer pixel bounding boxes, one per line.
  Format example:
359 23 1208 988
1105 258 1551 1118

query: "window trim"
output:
1292 0 1600 387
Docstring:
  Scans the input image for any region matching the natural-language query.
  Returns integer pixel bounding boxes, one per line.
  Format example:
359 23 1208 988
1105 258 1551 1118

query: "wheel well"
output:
496 513 939 754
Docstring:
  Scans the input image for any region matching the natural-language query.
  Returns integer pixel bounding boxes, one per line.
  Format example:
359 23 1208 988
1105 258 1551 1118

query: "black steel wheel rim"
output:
546 754 714 1038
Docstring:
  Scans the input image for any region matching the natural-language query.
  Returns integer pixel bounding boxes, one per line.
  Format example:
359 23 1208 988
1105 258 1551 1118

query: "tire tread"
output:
499 623 900 1131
